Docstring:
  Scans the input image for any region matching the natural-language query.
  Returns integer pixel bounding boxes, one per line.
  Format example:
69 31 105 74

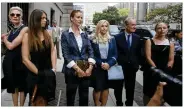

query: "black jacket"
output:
115 32 141 69
37 69 56 101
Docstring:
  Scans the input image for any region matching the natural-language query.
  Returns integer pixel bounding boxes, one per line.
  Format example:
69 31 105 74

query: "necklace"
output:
12 24 23 34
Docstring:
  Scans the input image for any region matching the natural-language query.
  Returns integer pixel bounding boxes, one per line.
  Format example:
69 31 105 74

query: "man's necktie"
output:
127 35 131 49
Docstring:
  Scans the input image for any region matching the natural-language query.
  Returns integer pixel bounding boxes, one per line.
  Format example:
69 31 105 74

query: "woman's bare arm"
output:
145 39 156 67
4 27 28 50
22 33 38 74
167 42 174 68
48 30 57 72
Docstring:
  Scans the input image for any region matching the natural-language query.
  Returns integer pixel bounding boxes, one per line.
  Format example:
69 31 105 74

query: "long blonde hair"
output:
92 20 111 44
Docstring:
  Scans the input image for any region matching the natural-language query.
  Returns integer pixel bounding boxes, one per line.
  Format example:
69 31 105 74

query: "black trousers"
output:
66 78 89 106
114 64 138 106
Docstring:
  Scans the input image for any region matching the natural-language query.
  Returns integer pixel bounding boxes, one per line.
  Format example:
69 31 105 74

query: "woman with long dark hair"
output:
22 9 56 105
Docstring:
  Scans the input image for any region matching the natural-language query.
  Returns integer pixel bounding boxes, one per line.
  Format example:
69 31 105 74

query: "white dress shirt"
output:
66 27 96 68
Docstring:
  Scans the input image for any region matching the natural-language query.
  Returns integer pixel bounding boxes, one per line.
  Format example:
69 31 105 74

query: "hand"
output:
156 82 167 97
1 33 8 42
85 67 92 77
101 63 110 70
147 82 167 106
76 68 86 78
52 68 56 75
165 66 172 73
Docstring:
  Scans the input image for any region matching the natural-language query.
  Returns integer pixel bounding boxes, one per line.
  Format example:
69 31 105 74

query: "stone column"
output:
1 3 8 33
149 3 155 12
128 3 134 18
136 3 148 23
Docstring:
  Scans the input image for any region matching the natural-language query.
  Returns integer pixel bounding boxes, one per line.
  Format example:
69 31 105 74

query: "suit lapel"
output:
95 43 101 58
107 40 111 59
81 33 85 52
130 33 136 50
121 33 129 51
69 32 80 53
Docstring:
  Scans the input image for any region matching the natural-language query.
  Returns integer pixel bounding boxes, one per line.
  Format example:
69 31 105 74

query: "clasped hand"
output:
76 67 92 78
101 62 110 70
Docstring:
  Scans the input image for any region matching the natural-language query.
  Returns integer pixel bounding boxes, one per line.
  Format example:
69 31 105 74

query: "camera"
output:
150 67 182 106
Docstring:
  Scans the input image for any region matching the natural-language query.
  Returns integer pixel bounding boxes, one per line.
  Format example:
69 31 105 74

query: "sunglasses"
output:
10 13 21 17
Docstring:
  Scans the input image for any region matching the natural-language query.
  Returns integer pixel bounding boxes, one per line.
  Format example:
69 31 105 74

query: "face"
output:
100 22 108 35
41 13 47 28
71 12 83 27
126 19 136 33
155 23 168 37
176 32 182 39
9 9 21 24
52 23 56 27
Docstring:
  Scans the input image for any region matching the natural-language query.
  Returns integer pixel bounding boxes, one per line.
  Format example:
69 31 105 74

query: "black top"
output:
150 39 170 70
30 40 52 71
27 40 52 95
2 24 26 93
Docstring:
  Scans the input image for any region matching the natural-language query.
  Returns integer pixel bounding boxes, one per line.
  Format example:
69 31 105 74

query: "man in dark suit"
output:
114 17 141 106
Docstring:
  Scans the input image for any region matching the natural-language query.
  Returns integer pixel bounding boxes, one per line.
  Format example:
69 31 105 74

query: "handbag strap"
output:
31 85 38 103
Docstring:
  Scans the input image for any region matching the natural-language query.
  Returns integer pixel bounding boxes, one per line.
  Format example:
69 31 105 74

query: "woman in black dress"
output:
21 9 56 105
143 22 174 105
2 6 28 106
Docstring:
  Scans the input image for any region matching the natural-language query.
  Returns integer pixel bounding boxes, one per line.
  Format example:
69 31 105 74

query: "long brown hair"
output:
28 9 51 51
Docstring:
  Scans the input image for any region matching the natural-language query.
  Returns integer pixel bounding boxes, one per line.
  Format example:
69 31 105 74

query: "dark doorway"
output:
50 8 55 27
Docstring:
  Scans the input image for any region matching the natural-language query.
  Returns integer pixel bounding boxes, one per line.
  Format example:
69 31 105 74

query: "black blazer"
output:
115 32 141 69
61 30 94 83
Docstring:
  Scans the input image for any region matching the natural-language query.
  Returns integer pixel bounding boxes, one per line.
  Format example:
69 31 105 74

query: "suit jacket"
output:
115 32 141 69
91 37 117 67
61 30 94 83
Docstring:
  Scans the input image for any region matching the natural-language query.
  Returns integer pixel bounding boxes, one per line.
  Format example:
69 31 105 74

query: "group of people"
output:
1 6 182 106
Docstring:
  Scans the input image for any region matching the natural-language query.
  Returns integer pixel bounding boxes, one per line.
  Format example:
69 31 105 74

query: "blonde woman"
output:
1 6 28 106
143 22 174 105
90 20 118 106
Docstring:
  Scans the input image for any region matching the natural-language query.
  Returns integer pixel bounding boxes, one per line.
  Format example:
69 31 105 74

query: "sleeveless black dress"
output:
2 25 26 93
26 40 52 97
143 39 170 97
